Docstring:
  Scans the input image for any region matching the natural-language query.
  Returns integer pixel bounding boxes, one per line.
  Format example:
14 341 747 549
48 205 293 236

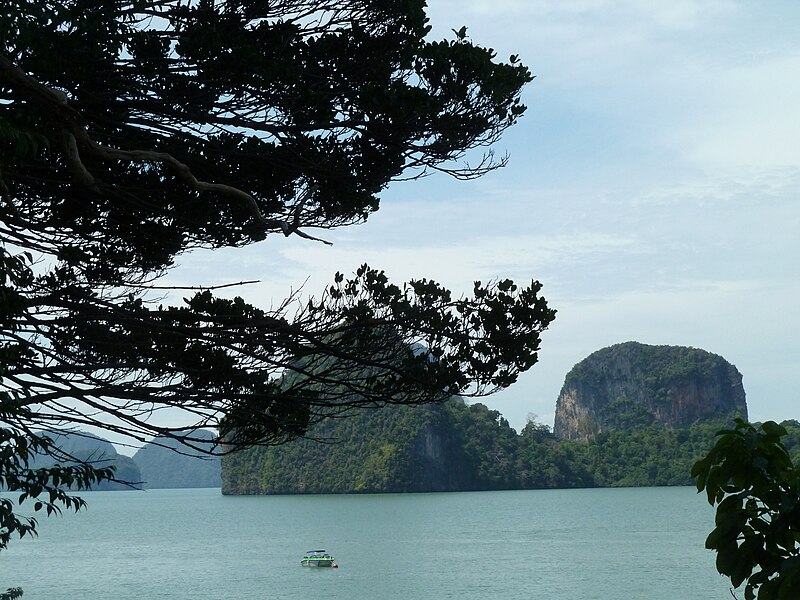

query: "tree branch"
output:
0 53 335 245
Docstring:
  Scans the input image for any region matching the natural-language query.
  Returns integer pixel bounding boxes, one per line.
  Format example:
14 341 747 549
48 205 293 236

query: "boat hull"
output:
301 559 333 567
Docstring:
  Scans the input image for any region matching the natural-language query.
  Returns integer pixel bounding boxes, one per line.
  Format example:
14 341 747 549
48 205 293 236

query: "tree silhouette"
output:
1 0 553 552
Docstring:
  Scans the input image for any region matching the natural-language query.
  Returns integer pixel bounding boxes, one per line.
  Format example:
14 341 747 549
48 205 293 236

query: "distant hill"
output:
133 429 221 489
32 431 142 490
554 342 748 441
8 429 222 491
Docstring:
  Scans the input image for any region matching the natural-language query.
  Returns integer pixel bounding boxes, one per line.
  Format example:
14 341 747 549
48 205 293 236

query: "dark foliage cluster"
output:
1 0 553 567
694 420 800 599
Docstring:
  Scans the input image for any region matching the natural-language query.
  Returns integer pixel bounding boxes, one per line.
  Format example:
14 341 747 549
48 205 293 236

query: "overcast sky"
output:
169 0 800 432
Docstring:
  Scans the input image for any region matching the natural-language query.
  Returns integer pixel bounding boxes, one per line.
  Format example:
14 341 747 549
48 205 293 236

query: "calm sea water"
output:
1 486 735 599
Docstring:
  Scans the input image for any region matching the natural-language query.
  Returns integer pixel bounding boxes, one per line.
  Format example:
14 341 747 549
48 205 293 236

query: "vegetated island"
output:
33 343 794 493
28 431 143 491
221 341 790 494
133 429 221 489
554 341 748 441
7 429 221 491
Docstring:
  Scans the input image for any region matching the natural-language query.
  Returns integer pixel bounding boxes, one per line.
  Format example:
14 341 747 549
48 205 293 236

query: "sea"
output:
1 486 736 599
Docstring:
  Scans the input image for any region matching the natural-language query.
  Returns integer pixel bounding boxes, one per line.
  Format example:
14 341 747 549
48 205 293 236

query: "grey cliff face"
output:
553 342 748 441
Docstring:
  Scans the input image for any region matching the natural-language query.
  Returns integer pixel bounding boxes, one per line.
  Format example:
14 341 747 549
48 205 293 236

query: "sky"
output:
167 0 800 433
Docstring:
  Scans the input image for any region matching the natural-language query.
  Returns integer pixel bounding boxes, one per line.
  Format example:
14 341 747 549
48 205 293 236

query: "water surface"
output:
1 486 735 599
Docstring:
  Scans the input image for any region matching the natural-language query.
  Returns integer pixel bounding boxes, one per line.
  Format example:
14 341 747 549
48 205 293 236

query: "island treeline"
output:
27 409 800 494
222 400 800 494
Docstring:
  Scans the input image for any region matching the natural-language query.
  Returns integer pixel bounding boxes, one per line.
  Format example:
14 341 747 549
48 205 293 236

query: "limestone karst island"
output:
219 341 772 494
33 342 797 494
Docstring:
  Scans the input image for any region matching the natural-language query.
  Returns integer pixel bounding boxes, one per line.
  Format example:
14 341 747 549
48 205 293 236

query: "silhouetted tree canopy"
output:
1 0 554 553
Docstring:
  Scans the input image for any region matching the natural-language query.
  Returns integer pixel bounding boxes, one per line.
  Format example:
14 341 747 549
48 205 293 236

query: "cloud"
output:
156 2 800 435
672 53 800 169
427 1 800 180
431 0 738 27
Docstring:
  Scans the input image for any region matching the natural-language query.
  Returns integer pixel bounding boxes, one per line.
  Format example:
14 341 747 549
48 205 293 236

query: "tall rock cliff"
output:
553 342 748 441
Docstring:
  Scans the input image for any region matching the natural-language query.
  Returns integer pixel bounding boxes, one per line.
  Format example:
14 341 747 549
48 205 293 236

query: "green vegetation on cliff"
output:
223 399 502 494
565 342 728 388
555 342 748 440
224 398 793 494
222 342 767 494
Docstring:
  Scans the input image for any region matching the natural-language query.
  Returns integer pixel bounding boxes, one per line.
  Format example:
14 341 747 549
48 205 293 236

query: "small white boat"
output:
301 550 336 567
